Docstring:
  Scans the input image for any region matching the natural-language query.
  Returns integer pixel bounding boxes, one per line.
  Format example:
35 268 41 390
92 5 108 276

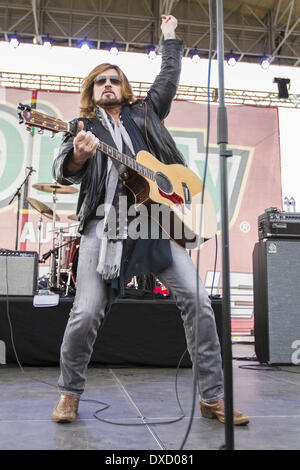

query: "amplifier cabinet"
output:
0 250 38 296
253 239 300 364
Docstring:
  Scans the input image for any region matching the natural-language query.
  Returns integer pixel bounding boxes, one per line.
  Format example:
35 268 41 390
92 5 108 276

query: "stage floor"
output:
1 343 300 451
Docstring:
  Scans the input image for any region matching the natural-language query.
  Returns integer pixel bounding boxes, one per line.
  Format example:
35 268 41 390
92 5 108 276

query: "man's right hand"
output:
73 120 99 165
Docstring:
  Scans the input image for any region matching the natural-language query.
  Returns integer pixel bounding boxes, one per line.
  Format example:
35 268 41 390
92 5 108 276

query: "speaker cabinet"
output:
253 239 300 364
0 250 38 296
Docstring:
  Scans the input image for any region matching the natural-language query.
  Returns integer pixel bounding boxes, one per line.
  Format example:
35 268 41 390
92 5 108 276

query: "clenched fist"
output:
73 120 99 165
161 14 178 40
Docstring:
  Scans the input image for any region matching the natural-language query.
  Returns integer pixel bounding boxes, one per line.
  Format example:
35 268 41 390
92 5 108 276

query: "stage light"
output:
273 77 290 98
189 48 200 64
147 45 157 60
9 33 20 49
260 56 271 70
226 50 237 66
109 41 119 56
80 37 90 53
43 35 53 50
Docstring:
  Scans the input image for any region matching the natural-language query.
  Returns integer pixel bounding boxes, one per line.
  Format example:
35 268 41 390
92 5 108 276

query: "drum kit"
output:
27 181 168 298
27 182 80 296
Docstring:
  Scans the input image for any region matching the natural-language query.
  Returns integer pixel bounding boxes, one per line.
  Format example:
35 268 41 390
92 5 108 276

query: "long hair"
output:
79 63 136 117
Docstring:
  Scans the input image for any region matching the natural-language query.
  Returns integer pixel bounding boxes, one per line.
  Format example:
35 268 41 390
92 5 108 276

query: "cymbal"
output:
32 182 79 194
27 197 60 221
68 213 78 221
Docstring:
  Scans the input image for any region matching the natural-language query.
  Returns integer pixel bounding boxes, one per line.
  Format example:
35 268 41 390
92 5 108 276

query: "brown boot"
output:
52 395 80 423
200 398 249 426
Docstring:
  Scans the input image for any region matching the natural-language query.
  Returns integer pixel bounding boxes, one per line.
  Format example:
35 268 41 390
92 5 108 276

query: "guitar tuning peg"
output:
26 125 32 132
38 129 44 135
51 132 56 138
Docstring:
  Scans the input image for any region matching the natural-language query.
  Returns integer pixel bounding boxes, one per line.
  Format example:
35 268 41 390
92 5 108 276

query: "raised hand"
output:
161 14 178 40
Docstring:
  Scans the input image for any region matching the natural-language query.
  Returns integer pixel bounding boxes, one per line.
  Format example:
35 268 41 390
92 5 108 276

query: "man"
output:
51 15 249 426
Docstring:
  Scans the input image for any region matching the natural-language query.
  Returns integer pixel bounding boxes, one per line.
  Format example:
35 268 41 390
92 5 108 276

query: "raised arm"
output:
146 15 184 121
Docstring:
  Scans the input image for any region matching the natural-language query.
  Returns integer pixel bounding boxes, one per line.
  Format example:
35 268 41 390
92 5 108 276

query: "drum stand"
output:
9 167 35 250
37 214 43 262
49 189 58 290
55 229 78 296
29 181 79 294
64 269 73 297
56 227 65 290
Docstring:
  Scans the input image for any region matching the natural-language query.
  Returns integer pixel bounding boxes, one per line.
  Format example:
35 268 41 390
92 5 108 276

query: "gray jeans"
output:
58 219 224 403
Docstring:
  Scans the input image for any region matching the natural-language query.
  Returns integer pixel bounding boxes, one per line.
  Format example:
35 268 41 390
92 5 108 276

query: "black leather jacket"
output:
52 39 185 234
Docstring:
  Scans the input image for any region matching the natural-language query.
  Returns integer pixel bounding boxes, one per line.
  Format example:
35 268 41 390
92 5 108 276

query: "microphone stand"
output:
216 0 234 450
9 167 35 250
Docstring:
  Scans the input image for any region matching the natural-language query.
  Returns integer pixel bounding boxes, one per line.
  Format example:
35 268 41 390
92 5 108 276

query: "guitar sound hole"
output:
155 171 173 195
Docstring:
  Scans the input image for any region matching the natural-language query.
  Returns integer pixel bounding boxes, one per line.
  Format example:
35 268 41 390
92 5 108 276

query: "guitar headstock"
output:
17 103 68 135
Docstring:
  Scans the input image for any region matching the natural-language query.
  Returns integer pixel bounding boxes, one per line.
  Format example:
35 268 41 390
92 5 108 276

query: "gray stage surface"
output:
1 344 300 451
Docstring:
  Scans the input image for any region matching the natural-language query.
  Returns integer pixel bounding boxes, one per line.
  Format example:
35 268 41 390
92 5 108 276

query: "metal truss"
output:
1 1 300 67
2 70 300 108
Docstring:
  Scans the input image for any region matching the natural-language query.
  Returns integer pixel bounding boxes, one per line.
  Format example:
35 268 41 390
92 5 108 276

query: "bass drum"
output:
60 234 80 270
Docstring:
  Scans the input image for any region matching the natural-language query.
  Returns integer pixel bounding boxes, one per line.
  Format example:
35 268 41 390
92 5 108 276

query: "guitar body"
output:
124 150 217 248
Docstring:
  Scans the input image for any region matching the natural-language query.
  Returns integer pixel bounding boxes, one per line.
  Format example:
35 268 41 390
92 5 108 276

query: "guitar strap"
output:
88 112 134 178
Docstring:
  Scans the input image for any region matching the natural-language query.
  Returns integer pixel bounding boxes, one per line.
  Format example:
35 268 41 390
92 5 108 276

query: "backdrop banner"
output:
0 87 282 335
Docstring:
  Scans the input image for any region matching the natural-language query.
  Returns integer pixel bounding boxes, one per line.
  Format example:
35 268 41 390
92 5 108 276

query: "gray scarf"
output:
94 106 134 280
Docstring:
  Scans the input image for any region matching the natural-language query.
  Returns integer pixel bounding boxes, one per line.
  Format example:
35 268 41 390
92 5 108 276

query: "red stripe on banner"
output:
234 301 253 306
19 210 29 251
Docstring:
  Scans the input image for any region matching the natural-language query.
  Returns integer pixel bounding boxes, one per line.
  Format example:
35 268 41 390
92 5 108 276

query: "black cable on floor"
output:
4 253 188 427
91 349 187 426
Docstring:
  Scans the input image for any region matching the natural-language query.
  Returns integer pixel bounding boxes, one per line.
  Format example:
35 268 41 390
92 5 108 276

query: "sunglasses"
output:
94 75 122 85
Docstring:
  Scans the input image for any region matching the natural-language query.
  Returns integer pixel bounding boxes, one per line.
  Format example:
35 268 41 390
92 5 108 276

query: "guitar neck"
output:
18 104 155 181
96 140 155 181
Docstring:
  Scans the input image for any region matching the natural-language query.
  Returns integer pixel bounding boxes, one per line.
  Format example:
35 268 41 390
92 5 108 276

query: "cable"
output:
5 256 25 374
92 349 187 426
238 363 278 371
237 362 300 374
232 354 300 374
179 0 214 450
4 255 63 389
3 251 186 427
5 290 186 426
210 234 218 297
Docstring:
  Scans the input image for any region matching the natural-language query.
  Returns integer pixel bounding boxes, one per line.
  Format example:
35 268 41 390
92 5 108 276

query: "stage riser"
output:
0 296 222 367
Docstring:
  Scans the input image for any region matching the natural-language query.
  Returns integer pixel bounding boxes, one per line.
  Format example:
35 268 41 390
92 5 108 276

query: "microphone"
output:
42 250 52 261
42 246 59 261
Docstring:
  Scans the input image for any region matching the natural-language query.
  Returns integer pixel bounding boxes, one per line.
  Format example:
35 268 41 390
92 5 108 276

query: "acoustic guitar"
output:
18 103 217 248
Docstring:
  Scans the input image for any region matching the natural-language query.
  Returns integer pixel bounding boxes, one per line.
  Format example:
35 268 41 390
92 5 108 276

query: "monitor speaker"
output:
0 250 38 296
253 239 300 364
